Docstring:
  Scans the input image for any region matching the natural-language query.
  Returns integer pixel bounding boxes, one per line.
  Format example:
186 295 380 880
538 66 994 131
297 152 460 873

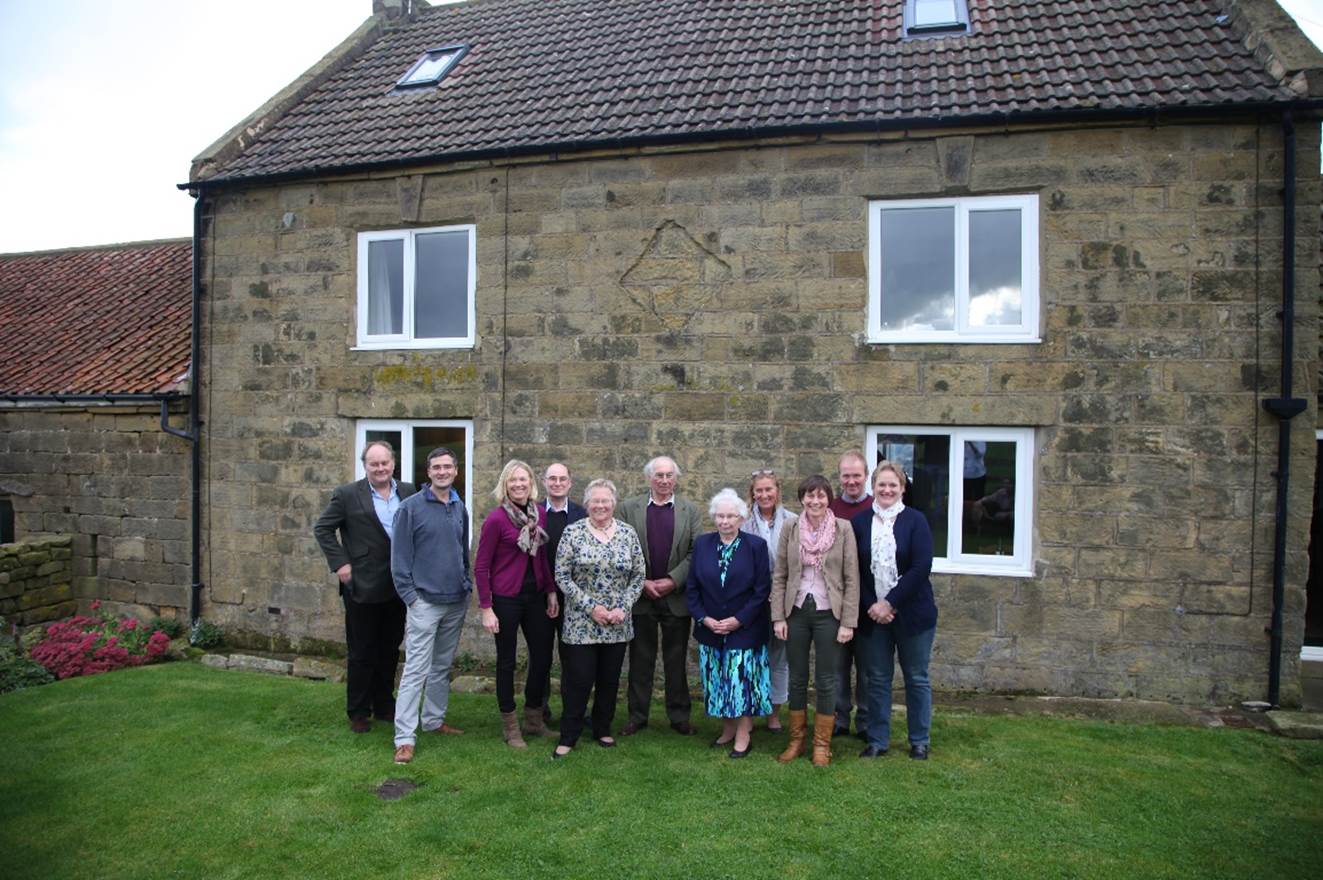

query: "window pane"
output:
364 430 403 482
413 426 467 499
876 432 950 556
879 207 954 332
366 240 404 335
403 51 456 85
961 440 1017 556
968 209 1022 328
414 231 469 339
914 0 960 27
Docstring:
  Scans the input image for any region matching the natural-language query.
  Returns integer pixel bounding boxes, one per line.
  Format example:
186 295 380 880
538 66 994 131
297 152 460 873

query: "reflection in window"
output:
356 225 476 349
878 207 954 332
866 426 1034 576
968 210 1022 327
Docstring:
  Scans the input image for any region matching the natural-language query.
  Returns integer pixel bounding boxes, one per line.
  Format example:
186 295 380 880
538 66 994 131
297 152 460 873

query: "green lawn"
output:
1 663 1320 880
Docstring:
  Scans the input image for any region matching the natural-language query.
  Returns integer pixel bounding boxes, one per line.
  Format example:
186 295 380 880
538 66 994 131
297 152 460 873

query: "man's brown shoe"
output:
349 716 372 734
393 744 414 764
619 719 647 736
428 722 464 735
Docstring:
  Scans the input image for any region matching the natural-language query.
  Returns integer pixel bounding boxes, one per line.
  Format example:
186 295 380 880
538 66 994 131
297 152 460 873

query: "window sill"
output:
353 339 475 351
932 560 1034 578
867 333 1042 345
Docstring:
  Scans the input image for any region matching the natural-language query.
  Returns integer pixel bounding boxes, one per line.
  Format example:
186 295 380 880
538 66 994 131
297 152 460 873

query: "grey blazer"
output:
314 478 417 603
770 517 860 629
616 493 703 617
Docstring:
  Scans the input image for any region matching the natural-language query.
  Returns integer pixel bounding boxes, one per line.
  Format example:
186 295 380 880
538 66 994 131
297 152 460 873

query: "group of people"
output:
315 446 937 766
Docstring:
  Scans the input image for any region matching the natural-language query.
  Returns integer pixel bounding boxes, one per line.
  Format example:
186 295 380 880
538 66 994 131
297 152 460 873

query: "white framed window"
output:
355 225 476 350
396 45 467 89
355 419 475 533
904 0 970 37
867 194 1039 343
865 425 1034 577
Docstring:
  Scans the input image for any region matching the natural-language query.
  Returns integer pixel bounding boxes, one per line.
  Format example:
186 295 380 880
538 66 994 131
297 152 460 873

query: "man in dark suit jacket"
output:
616 455 703 735
314 440 417 733
539 461 587 723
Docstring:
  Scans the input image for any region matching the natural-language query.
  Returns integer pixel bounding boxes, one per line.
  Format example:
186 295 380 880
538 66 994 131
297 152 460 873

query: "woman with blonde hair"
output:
852 461 937 761
770 474 860 767
741 468 796 732
474 459 559 748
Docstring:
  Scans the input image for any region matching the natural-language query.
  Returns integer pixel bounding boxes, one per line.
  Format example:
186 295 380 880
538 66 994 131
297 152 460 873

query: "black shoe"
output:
853 729 869 741
728 741 753 759
595 737 617 748
670 720 697 736
909 744 929 760
619 720 647 736
551 746 573 760
711 736 734 748
859 745 888 758
832 724 849 737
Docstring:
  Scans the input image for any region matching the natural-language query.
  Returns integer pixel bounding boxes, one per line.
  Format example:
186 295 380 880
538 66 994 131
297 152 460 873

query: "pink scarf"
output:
798 512 836 572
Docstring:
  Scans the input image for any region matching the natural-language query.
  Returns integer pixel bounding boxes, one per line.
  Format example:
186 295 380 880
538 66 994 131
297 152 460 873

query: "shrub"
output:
189 619 223 649
0 644 54 693
148 616 186 639
29 601 172 681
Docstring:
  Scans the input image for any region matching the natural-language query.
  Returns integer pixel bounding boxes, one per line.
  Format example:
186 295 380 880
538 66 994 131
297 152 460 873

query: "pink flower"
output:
90 599 101 610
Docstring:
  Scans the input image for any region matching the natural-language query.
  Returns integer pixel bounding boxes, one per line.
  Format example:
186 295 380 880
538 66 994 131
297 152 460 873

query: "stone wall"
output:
0 535 75 625
0 405 192 619
198 118 1321 703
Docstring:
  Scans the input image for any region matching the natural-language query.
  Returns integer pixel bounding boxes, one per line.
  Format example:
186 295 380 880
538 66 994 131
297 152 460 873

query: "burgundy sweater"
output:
473 505 554 608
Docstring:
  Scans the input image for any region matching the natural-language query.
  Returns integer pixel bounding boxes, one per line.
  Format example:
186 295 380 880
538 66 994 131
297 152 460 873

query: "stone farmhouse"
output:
0 240 195 626
182 0 1323 704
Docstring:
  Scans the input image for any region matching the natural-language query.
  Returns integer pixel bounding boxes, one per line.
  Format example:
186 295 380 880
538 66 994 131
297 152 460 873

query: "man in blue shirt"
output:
390 447 473 764
314 440 416 733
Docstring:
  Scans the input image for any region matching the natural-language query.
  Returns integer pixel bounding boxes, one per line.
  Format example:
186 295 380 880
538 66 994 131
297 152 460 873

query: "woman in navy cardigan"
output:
851 461 938 760
686 488 772 758
474 459 558 749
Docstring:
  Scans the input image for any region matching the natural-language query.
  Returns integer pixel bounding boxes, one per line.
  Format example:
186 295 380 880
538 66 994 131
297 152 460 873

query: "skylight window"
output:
396 44 467 88
905 0 970 36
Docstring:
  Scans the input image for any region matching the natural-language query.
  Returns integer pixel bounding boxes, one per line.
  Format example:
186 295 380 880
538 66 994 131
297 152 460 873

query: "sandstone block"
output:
228 654 294 676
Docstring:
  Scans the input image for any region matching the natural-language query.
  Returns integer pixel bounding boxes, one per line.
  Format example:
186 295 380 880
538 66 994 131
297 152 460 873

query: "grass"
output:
1 663 1320 880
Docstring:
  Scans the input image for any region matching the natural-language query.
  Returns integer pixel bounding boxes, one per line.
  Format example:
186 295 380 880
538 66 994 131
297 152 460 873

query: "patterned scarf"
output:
870 500 905 596
798 512 836 573
503 499 547 556
717 536 741 590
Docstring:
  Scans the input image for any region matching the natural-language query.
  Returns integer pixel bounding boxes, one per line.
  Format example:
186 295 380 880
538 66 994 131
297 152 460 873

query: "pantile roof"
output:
197 0 1312 184
0 240 192 396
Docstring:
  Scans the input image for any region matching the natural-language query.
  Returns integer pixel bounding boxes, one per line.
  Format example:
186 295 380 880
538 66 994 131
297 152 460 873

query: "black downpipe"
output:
188 194 205 627
1262 111 1307 707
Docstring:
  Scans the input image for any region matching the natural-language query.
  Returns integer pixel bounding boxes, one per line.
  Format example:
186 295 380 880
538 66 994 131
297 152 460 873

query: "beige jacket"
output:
770 517 860 628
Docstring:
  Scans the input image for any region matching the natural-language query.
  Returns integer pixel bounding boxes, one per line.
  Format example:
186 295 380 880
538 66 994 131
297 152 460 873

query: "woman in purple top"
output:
474 459 559 749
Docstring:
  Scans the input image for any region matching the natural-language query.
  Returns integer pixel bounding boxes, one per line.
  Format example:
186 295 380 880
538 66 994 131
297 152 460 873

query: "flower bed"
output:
29 601 172 680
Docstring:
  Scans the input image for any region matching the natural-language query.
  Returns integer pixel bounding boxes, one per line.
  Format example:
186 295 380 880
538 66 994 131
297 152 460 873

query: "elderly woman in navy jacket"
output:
851 461 937 761
686 488 772 759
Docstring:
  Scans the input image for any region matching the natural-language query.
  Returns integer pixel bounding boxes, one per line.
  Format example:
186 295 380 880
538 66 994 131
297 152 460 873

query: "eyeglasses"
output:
751 468 776 477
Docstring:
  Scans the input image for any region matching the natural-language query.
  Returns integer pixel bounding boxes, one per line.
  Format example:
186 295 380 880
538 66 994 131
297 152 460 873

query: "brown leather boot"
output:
523 705 554 737
811 713 835 767
501 711 527 749
777 710 808 763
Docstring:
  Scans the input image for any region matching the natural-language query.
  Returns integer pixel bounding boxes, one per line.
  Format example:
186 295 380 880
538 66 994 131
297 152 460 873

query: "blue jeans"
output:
861 624 935 749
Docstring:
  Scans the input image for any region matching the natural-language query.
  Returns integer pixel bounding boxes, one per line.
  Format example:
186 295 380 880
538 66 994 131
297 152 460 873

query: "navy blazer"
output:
685 532 771 651
313 478 418 604
851 506 938 636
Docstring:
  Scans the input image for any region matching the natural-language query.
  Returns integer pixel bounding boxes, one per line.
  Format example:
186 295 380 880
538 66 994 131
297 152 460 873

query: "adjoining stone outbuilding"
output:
186 0 1323 704
0 240 195 623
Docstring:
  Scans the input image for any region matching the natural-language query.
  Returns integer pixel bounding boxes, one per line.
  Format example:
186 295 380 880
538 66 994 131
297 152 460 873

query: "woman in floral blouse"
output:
552 478 645 758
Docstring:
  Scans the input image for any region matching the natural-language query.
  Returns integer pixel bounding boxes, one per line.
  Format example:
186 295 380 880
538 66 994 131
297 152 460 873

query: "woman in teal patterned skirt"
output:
686 488 772 758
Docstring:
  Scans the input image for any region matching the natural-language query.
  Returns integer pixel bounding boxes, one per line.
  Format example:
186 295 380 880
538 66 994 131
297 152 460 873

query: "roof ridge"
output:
1227 0 1323 97
0 238 191 260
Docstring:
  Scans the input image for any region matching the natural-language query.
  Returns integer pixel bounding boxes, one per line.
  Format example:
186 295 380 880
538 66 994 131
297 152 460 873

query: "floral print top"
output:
554 519 645 645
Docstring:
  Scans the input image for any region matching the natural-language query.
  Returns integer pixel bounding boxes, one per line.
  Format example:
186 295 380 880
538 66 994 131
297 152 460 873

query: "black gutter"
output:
187 194 205 629
1261 110 1308 707
180 97 1323 194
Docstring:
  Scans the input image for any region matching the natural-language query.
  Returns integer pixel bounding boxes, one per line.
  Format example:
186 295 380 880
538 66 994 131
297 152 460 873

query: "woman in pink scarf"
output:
769 474 860 767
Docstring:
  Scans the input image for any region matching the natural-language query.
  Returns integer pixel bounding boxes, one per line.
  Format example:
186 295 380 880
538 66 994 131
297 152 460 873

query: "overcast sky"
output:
1 0 1321 254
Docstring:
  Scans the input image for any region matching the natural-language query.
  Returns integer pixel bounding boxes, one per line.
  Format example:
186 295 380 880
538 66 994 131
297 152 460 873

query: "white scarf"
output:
870 500 905 597
741 505 796 570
